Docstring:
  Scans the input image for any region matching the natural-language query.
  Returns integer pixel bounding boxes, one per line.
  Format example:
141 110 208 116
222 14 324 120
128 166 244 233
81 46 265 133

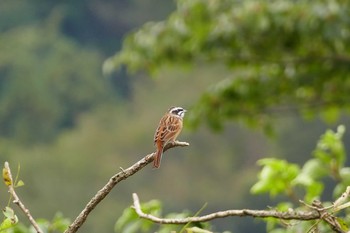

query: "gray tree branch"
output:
131 192 350 233
64 141 189 233
132 193 320 224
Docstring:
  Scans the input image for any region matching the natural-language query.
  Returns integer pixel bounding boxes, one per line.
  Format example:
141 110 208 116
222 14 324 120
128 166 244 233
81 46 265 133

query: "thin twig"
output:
3 162 43 233
179 202 207 233
333 186 350 211
131 193 320 224
301 191 350 233
64 141 189 233
306 200 345 233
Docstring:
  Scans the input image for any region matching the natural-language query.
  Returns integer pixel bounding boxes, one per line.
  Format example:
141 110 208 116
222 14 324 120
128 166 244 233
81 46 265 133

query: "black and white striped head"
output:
168 106 186 118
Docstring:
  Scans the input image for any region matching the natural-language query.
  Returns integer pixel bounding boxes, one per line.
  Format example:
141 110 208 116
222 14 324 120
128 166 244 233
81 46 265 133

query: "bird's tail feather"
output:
153 143 163 168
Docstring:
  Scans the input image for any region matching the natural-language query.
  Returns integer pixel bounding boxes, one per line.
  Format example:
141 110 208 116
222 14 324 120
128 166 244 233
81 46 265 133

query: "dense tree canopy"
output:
108 0 350 132
0 22 112 143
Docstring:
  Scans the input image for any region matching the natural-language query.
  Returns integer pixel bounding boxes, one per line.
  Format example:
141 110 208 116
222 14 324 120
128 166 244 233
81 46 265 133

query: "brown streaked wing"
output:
154 115 168 144
163 115 182 143
154 115 183 144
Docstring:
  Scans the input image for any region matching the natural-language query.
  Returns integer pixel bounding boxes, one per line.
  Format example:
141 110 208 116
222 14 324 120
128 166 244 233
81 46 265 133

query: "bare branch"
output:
131 193 320 224
3 162 43 233
64 141 189 233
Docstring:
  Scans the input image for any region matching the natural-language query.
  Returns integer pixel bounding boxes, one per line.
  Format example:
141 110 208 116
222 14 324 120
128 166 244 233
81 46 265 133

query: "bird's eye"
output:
170 107 184 115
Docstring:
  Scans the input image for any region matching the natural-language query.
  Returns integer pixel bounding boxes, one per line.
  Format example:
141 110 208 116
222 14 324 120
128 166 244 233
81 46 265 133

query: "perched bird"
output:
153 107 186 168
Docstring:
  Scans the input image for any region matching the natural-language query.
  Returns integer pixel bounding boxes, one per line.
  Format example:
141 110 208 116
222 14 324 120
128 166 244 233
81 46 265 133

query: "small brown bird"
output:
153 107 186 168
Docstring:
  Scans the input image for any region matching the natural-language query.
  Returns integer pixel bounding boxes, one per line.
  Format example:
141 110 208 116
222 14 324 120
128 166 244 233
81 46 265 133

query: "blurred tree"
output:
107 0 350 133
0 0 176 143
0 0 175 52
0 21 113 143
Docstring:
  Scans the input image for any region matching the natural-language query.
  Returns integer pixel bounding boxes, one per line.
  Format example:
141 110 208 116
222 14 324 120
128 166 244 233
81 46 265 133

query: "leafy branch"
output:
131 188 350 233
112 125 350 233
3 162 43 233
131 192 320 223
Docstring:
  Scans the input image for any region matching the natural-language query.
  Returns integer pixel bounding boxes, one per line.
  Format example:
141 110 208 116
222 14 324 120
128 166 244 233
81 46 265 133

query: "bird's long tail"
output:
153 142 163 168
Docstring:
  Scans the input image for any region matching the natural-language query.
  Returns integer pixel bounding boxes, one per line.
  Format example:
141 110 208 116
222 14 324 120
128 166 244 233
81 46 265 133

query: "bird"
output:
153 106 186 168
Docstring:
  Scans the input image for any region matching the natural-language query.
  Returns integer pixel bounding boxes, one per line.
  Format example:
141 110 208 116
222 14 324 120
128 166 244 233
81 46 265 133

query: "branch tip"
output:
4 162 43 233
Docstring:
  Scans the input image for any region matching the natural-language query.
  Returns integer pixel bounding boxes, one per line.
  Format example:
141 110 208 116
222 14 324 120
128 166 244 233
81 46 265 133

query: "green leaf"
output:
115 200 162 233
3 207 15 219
304 182 324 203
115 207 139 232
336 218 349 232
275 202 293 211
251 158 300 197
15 180 25 187
313 125 346 175
339 167 350 182
0 207 18 230
298 159 328 180
49 212 71 232
0 217 17 230
334 167 350 198
293 158 326 201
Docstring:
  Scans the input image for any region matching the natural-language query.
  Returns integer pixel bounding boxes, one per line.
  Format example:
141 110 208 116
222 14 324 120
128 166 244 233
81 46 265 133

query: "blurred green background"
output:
1 0 350 232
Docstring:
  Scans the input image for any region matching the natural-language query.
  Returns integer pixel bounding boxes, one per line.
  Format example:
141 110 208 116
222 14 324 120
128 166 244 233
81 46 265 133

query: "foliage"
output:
37 213 71 233
0 212 70 233
252 125 350 232
115 199 162 233
115 125 350 232
251 158 300 198
107 0 350 133
0 207 18 231
1 162 70 233
0 21 113 143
